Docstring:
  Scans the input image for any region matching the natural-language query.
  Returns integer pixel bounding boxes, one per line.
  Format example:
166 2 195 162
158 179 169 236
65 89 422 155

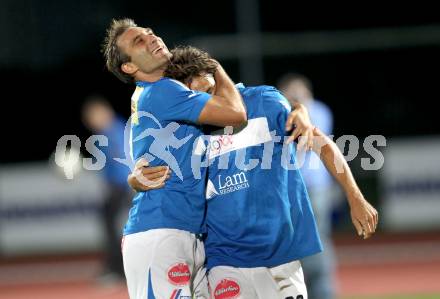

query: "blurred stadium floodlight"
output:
188 24 440 59
52 145 83 180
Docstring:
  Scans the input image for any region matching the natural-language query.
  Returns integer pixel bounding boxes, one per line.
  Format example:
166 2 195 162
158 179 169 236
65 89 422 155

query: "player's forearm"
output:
213 64 247 117
313 130 363 206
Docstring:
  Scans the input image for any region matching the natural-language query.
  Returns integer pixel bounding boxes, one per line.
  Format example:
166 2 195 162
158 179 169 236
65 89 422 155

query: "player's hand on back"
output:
127 158 170 192
348 193 379 239
285 102 314 151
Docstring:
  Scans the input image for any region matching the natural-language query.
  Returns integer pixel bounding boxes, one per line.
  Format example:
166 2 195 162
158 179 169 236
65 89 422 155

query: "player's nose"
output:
146 33 158 45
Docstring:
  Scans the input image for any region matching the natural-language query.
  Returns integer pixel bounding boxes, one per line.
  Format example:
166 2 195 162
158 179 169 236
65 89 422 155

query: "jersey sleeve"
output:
145 78 211 123
261 86 292 139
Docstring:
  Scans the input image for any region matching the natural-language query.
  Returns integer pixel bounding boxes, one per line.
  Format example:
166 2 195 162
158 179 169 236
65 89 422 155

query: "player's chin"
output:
163 50 172 60
154 50 171 63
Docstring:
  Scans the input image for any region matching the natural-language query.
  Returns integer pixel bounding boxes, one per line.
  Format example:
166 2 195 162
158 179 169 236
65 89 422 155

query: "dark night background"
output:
1 1 439 163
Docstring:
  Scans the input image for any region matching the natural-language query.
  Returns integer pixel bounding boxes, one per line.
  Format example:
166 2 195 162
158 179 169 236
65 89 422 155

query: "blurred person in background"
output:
278 73 336 299
82 96 130 283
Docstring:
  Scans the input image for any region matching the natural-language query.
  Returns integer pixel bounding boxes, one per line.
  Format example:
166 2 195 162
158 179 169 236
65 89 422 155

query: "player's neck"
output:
135 68 164 83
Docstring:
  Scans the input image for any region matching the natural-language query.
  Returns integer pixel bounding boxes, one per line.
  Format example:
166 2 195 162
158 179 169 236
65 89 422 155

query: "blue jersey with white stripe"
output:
204 84 322 269
124 77 211 236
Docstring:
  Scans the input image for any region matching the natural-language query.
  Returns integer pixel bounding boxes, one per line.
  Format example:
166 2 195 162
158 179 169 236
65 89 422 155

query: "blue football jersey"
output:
204 84 322 269
124 78 211 235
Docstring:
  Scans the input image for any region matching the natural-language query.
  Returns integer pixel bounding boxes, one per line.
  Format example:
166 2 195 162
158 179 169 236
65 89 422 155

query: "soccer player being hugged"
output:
129 46 378 299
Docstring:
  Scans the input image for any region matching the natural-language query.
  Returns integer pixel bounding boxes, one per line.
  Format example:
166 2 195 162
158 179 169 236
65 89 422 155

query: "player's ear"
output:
121 62 138 75
185 78 193 89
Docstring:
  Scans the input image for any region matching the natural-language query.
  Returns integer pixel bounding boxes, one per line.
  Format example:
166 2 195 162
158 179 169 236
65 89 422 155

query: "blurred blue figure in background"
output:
278 73 336 299
82 96 131 283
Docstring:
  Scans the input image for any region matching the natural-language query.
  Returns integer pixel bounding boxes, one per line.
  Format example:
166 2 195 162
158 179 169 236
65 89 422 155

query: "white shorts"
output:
122 228 208 299
208 260 307 299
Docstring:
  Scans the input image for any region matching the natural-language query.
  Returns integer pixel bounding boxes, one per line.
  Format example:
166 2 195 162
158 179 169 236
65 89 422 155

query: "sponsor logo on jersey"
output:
208 117 272 159
214 278 241 299
206 171 250 199
169 288 191 299
218 171 249 195
206 179 220 199
209 134 234 156
167 263 191 286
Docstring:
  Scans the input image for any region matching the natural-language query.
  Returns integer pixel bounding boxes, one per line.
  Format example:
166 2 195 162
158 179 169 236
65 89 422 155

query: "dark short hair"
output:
102 18 137 84
164 46 217 84
277 72 314 95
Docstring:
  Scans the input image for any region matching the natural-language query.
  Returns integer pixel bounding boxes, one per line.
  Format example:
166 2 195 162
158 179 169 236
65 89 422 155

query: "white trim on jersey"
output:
130 86 145 161
169 78 192 90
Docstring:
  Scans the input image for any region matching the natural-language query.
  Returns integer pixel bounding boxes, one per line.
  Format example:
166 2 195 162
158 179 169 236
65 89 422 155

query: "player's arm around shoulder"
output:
197 63 247 127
